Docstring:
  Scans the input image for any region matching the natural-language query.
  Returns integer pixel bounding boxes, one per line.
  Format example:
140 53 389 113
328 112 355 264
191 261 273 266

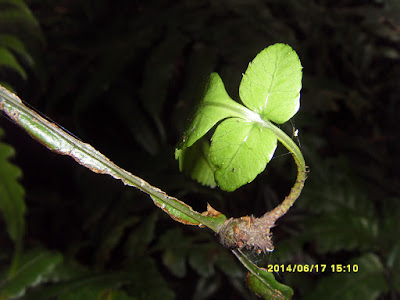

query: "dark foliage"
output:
1 0 399 298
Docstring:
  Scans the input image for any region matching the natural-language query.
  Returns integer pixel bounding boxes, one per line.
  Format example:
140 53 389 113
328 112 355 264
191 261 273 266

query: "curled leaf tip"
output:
202 203 222 217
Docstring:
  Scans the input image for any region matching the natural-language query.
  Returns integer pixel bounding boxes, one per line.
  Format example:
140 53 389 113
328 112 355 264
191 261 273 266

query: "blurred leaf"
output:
0 46 27 79
215 251 243 279
123 212 158 258
0 0 39 25
24 271 135 300
113 93 160 155
189 245 216 277
172 46 217 132
386 242 400 293
380 197 400 249
0 0 42 87
157 228 189 278
305 253 388 300
23 257 170 300
72 49 134 116
382 199 400 292
22 259 130 300
125 257 175 300
40 258 90 283
0 248 63 299
0 0 43 42
70 27 160 116
141 30 187 119
193 276 220 300
96 216 140 266
156 227 244 298
0 127 25 247
303 210 378 253
57 285 136 300
105 290 137 300
0 34 34 66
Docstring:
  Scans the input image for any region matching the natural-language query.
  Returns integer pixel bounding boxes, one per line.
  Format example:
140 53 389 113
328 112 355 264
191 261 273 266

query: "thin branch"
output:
0 86 225 232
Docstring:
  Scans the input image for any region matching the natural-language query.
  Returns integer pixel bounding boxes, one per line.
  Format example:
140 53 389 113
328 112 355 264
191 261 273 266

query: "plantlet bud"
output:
217 214 275 253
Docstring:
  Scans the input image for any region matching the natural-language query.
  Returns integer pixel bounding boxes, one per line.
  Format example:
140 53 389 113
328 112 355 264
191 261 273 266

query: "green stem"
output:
266 121 307 219
241 104 308 220
215 106 307 254
232 249 293 298
0 86 224 232
231 249 271 285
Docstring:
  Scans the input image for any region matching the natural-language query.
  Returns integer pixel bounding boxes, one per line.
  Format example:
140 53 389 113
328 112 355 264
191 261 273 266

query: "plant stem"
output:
266 121 307 220
215 115 307 253
0 86 224 233
232 249 290 296
242 103 308 220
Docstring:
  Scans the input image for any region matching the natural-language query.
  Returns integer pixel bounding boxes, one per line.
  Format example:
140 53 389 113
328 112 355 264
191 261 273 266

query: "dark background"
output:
1 0 399 299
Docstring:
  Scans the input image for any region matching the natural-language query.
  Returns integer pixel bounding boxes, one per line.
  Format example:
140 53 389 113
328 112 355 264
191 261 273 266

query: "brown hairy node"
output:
217 212 276 254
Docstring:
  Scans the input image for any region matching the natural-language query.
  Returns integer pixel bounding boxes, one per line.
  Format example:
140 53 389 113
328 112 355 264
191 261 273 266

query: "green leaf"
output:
0 127 25 247
0 46 27 79
305 253 388 300
239 43 302 124
176 44 303 191
175 138 216 188
179 72 247 149
246 268 294 300
210 118 277 191
0 248 63 299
